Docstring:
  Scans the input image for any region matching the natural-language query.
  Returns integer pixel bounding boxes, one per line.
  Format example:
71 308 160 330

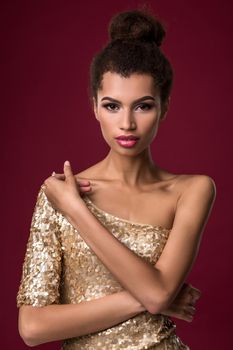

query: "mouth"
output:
115 135 140 140
115 135 140 148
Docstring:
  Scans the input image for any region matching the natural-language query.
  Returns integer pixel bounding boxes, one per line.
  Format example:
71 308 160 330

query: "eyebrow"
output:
100 96 156 104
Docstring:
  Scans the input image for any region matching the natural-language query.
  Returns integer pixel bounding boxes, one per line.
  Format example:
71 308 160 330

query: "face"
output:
93 72 169 156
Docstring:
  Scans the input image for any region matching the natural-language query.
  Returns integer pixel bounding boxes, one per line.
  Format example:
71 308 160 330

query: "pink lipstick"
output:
115 134 140 148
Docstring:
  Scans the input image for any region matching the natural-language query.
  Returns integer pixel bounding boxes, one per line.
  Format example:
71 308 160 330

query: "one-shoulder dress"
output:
17 185 189 349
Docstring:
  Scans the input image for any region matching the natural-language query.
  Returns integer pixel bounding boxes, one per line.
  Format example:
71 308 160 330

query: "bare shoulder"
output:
161 171 216 197
169 174 217 237
175 174 217 214
178 174 216 197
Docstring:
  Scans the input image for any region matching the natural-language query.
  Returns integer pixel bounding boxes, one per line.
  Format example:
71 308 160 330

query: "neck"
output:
101 147 160 187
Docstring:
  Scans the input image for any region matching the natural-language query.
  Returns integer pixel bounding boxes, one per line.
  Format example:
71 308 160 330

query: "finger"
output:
77 180 91 186
186 306 196 322
53 174 66 180
188 293 201 306
185 284 201 299
175 308 194 323
79 183 91 189
182 306 195 322
190 288 202 300
79 186 92 192
192 292 201 302
189 285 201 294
64 160 75 184
186 283 195 292
75 176 91 185
186 306 196 317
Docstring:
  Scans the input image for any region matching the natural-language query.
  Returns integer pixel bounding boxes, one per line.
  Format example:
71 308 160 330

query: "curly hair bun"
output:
108 9 166 47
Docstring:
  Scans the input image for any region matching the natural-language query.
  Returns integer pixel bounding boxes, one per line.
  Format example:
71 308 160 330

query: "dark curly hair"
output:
88 6 174 107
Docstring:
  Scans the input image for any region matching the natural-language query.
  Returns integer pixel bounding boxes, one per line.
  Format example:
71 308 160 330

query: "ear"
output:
93 97 99 121
159 97 170 124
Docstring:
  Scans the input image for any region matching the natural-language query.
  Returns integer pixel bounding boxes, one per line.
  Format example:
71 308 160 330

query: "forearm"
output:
67 200 166 313
19 290 146 346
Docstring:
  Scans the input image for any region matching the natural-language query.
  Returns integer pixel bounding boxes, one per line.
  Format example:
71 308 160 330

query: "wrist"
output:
65 196 87 223
121 290 146 314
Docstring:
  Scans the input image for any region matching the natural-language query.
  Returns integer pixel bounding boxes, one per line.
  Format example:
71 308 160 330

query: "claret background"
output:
1 0 232 349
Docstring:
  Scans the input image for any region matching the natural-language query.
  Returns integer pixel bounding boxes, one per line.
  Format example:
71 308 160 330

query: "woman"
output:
17 8 216 349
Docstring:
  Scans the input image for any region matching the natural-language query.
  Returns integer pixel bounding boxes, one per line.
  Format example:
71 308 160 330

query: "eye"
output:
102 102 154 112
136 103 153 111
102 103 119 111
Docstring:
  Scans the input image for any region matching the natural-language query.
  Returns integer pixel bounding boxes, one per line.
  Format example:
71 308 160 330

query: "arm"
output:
19 281 201 347
19 282 199 346
65 174 216 314
17 185 146 347
160 282 201 322
18 284 200 346
19 290 145 347
18 181 197 346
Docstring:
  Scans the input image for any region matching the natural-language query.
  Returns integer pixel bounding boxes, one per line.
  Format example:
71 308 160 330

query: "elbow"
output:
18 307 43 347
145 290 171 315
19 321 40 347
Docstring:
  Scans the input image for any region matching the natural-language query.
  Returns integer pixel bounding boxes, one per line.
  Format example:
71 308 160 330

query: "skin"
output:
18 72 216 346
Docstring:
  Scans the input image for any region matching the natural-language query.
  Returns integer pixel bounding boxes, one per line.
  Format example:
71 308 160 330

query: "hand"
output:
43 160 88 216
160 283 201 322
50 173 92 197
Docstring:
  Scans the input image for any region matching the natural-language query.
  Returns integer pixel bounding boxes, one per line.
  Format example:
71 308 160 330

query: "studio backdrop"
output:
1 1 232 349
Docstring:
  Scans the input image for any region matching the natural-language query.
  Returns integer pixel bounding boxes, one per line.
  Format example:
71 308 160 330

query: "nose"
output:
120 109 136 131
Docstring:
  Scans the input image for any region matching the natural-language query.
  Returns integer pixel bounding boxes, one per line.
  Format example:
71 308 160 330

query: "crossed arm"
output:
63 174 216 312
18 174 216 346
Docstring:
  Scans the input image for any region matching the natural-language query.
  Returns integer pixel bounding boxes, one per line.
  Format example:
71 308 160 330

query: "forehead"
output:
98 72 158 99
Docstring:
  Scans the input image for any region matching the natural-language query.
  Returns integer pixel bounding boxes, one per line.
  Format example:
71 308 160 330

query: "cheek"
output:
139 116 159 137
98 118 114 144
148 124 159 143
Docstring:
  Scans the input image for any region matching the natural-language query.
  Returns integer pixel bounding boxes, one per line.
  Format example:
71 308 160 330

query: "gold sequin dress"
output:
17 185 189 349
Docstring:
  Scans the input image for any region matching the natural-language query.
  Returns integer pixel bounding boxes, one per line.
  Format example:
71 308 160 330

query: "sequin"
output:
17 186 189 349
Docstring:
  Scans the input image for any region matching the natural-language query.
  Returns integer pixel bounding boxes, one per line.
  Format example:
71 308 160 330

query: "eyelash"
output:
102 103 154 112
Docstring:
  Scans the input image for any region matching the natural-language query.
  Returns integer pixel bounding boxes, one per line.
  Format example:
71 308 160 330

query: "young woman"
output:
17 8 216 350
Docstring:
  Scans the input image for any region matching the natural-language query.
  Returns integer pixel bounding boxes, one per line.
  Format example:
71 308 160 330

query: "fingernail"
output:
52 171 56 176
64 160 70 166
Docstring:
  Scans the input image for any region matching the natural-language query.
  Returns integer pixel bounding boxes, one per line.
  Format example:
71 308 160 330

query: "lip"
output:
115 134 140 140
115 139 139 148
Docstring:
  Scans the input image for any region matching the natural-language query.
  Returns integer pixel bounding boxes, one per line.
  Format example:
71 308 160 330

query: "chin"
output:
111 145 146 157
